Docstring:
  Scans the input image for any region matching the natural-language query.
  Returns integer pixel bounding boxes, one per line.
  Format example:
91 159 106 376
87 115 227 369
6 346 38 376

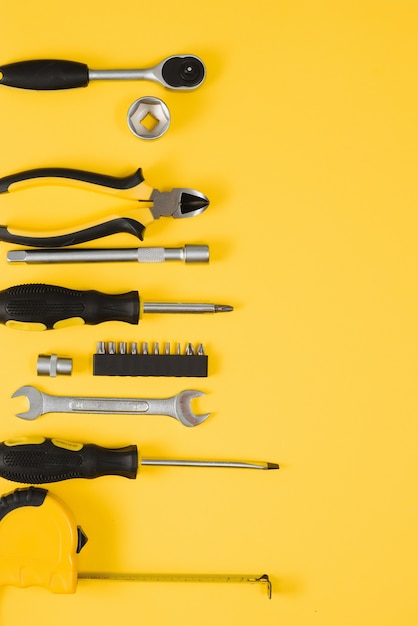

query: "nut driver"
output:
0 437 280 483
8 244 210 264
0 166 209 238
0 283 233 331
0 486 272 597
12 386 210 428
0 54 205 90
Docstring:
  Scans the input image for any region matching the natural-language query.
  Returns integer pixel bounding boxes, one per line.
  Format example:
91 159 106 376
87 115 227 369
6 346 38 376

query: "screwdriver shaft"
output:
141 459 279 470
143 302 233 314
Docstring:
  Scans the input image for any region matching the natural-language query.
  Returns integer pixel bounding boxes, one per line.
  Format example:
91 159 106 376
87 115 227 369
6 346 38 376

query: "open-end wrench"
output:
12 386 209 427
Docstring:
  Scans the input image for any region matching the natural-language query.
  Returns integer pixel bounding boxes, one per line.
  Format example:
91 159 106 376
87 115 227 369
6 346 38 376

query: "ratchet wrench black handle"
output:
0 437 138 483
0 283 139 330
0 218 145 247
0 60 89 90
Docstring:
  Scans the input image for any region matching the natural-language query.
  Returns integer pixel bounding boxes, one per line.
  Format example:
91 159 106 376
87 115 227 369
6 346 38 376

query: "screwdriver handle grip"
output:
0 59 89 90
0 283 140 330
0 438 139 483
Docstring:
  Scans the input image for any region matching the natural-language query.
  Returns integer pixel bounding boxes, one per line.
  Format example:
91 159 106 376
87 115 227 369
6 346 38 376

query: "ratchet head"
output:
150 188 209 220
154 55 206 90
12 385 44 420
175 390 210 427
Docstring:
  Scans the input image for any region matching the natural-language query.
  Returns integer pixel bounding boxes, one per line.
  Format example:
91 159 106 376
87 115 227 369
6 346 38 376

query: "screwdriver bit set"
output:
0 50 279 600
93 341 208 377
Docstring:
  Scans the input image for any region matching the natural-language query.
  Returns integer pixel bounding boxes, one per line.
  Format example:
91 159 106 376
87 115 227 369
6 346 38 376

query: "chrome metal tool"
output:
37 354 73 377
0 55 206 90
8 245 210 264
12 386 209 428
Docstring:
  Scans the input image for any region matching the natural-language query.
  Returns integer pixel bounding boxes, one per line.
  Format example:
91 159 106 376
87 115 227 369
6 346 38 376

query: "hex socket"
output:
37 354 73 377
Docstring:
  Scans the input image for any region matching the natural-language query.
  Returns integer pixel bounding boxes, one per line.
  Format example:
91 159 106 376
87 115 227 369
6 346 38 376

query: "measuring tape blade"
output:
79 572 272 598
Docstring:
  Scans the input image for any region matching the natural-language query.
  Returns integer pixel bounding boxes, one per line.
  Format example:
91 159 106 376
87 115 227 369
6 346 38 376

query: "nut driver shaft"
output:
0 437 280 483
0 54 205 90
0 283 233 330
8 244 210 264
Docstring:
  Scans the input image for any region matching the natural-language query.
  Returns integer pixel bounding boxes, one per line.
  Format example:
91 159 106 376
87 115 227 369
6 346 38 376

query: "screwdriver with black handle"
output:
0 283 233 331
0 437 279 484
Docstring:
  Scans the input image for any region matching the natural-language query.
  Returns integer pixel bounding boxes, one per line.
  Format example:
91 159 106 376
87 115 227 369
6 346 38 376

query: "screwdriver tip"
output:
266 462 280 470
214 304 234 313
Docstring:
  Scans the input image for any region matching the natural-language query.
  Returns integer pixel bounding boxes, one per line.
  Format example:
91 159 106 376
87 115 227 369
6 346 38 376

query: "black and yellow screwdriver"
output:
0 283 233 331
0 437 279 484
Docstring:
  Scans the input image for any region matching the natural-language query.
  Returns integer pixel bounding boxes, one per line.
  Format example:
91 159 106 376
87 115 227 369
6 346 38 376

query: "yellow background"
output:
0 1 417 623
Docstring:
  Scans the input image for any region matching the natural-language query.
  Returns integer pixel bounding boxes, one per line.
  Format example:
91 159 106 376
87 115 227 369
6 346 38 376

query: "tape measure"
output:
0 487 272 597
0 486 83 592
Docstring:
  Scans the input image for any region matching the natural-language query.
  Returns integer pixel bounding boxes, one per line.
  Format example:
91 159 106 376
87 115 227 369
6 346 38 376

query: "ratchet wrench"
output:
12 386 209 427
0 54 205 90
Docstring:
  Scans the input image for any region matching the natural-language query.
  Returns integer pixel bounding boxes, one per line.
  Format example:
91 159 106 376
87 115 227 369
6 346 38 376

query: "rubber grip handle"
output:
0 218 145 247
0 167 144 194
0 60 89 90
0 438 138 483
0 283 140 329
0 486 47 520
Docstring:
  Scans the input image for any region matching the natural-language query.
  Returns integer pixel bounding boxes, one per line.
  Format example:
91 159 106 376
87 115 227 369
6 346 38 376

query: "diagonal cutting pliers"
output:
0 166 209 245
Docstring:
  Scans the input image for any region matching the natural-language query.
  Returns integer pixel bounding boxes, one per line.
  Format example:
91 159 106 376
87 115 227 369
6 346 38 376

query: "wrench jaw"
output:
175 390 210 427
11 385 43 420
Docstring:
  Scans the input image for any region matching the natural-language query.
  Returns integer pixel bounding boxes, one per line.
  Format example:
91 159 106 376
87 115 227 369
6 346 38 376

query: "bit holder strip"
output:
93 342 208 378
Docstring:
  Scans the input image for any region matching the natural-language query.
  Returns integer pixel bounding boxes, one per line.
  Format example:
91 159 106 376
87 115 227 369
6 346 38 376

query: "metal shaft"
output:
7 245 209 264
141 459 279 470
143 302 233 314
89 69 155 82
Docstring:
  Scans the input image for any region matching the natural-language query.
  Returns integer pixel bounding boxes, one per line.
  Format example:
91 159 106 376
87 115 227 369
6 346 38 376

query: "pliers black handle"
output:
0 218 145 248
